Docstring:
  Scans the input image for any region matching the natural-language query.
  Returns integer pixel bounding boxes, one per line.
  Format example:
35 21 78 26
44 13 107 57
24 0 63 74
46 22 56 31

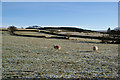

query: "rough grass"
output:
2 31 118 79
15 31 52 37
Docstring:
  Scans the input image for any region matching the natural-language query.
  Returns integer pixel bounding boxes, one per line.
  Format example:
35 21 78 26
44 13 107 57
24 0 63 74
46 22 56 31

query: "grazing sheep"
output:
93 46 98 51
54 45 61 50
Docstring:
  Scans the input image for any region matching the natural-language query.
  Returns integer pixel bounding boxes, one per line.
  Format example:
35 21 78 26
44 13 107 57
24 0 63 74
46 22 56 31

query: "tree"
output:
107 27 111 33
32 25 39 29
8 26 17 34
66 33 71 39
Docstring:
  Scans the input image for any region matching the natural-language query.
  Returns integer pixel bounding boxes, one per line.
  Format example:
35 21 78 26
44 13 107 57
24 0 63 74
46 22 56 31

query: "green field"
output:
2 31 118 79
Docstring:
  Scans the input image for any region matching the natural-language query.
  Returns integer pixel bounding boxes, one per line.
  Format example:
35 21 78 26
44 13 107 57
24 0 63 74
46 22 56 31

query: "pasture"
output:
2 30 118 79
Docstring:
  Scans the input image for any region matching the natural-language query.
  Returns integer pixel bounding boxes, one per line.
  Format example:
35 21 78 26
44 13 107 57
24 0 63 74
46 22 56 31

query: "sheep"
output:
93 46 98 51
54 45 61 50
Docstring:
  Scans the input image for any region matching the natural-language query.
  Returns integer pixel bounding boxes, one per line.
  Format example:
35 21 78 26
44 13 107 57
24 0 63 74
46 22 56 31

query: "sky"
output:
1 0 119 2
2 2 118 30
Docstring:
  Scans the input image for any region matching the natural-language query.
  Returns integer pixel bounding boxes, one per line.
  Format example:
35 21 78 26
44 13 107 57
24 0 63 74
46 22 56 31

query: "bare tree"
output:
66 33 71 39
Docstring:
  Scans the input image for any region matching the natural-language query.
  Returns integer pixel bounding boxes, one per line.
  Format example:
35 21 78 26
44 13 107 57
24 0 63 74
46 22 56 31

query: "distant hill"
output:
26 26 102 33
38 27 99 33
40 27 83 32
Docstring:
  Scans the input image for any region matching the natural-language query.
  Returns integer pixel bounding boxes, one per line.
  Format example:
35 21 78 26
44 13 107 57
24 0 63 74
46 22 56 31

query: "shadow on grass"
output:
79 51 93 53
71 40 101 44
12 33 67 39
73 50 93 53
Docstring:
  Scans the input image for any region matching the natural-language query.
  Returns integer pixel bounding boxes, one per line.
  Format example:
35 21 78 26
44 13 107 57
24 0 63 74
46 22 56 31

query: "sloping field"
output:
15 31 52 37
2 31 118 79
58 32 106 37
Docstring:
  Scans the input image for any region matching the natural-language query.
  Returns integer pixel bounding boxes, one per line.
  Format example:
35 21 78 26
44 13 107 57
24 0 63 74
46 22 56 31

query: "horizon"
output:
2 2 118 30
3 25 118 31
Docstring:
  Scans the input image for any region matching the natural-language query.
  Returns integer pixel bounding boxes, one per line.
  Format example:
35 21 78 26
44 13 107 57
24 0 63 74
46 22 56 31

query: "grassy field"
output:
2 31 118 79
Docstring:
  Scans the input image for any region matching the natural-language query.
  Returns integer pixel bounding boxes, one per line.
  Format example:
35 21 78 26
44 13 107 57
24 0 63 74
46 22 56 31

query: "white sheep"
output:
93 46 98 51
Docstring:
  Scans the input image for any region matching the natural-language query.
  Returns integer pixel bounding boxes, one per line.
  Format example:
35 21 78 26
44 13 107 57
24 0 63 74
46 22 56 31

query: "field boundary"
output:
2 29 119 43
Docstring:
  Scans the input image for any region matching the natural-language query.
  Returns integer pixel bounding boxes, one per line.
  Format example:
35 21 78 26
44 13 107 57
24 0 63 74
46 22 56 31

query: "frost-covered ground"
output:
2 31 118 79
